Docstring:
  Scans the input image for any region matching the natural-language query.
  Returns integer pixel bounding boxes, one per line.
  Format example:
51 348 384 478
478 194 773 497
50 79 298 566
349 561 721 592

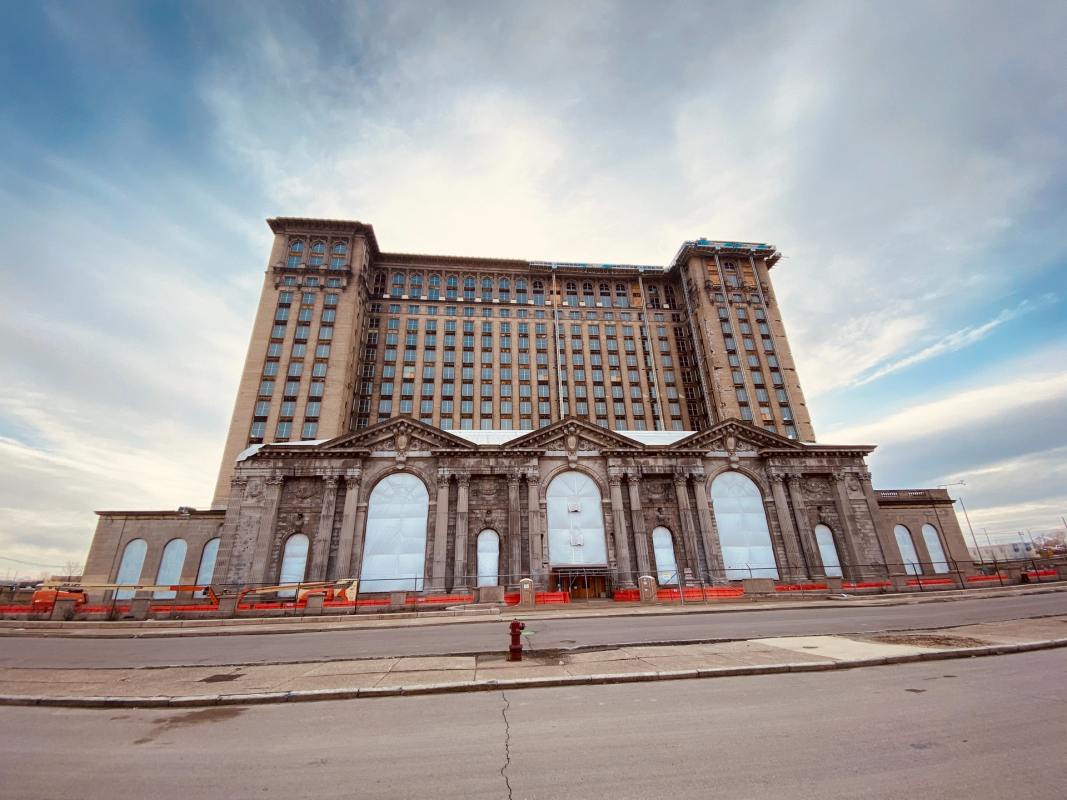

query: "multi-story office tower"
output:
213 218 813 507
83 217 973 600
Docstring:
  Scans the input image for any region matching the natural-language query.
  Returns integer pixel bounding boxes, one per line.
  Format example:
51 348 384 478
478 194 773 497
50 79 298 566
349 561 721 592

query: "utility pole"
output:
940 482 980 563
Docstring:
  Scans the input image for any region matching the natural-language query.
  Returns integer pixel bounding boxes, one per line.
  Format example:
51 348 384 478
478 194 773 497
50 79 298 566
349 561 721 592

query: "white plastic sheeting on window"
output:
360 472 429 592
652 526 678 585
115 539 147 600
278 533 310 597
477 530 500 587
153 539 188 599
814 524 843 578
546 471 607 567
894 525 922 575
195 538 220 596
922 524 949 574
711 471 779 579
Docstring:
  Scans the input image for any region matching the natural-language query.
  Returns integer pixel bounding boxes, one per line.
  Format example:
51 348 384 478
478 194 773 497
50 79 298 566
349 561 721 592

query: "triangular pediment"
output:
669 418 804 452
319 416 478 452
502 417 642 452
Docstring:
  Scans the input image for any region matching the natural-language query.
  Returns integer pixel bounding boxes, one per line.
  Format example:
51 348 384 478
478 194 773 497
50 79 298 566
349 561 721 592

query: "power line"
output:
0 555 66 569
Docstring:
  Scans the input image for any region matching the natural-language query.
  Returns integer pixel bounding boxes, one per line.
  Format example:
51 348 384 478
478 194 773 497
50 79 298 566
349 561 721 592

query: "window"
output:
712 472 778 579
894 525 922 575
814 524 843 577
153 539 188 599
115 539 148 599
301 422 318 439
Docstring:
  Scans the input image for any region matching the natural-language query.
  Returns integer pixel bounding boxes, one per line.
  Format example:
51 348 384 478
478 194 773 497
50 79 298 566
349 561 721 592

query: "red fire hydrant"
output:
508 619 526 662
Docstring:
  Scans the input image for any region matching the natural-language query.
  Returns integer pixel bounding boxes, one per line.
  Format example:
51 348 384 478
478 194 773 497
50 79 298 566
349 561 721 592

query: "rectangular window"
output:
305 401 321 417
276 421 292 438
259 381 274 396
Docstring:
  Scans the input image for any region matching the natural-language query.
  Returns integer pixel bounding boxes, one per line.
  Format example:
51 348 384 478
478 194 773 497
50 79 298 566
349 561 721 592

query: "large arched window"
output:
195 537 221 594
922 524 949 574
711 472 779 579
115 539 147 600
894 525 922 575
652 526 678 586
814 524 843 578
546 471 607 566
154 538 188 599
278 534 310 597
477 530 500 587
361 473 429 591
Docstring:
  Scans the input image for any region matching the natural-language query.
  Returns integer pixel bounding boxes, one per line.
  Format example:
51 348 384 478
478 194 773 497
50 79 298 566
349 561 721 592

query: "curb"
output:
3 637 1064 709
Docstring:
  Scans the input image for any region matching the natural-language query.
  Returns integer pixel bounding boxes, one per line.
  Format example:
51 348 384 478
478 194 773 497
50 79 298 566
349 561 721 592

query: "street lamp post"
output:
939 481 981 564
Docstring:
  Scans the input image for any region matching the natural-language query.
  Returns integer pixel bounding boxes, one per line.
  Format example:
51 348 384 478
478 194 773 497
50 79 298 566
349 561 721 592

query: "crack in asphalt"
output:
500 691 513 800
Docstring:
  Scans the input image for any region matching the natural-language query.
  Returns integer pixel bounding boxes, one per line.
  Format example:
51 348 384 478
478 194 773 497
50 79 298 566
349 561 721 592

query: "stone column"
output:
527 471 545 585
213 476 247 586
251 476 284 584
673 471 700 579
830 470 864 579
858 469 905 576
431 471 451 592
453 474 470 590
691 471 726 581
627 471 652 576
768 473 805 582
786 475 824 579
608 472 634 588
508 472 523 582
330 470 362 580
308 475 340 581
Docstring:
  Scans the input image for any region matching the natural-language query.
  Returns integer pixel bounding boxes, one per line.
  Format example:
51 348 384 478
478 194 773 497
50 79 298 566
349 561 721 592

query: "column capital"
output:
624 468 642 483
231 476 248 488
456 473 471 488
344 468 362 485
265 475 285 487
523 468 540 484
507 471 522 486
322 475 340 489
608 473 624 488
767 471 786 485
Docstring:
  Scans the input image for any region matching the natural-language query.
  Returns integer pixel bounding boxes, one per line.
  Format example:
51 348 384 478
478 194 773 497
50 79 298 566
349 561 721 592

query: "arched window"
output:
652 526 678 586
332 242 347 254
278 534 309 597
814 524 842 578
115 539 147 600
409 273 423 288
154 538 188 599
311 241 326 254
894 525 922 575
599 283 610 298
477 530 500 587
289 241 304 253
361 473 429 591
711 472 778 579
195 537 220 593
546 471 607 566
922 524 949 573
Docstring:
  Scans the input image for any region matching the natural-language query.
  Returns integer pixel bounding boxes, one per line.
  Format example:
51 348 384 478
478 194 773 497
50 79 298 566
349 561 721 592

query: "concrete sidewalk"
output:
3 582 1064 639
2 615 1064 708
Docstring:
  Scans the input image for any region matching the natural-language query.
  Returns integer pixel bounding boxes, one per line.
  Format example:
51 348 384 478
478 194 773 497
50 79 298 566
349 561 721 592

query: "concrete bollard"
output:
638 575 657 604
303 594 325 615
50 598 78 621
130 590 154 620
742 578 775 596
824 576 843 593
518 578 535 609
217 594 240 618
389 591 407 610
891 575 912 593
478 586 505 604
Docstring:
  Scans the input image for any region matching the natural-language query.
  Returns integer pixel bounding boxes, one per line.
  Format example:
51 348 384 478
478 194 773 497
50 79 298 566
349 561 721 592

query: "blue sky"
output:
1 0 1065 575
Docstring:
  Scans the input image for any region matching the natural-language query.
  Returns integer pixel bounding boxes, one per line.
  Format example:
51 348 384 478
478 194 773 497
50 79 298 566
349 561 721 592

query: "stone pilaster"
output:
691 470 726 582
431 471 451 591
508 472 522 581
858 468 905 576
213 476 247 585
608 471 634 587
330 470 362 580
786 474 824 579
308 475 340 581
251 476 284 584
627 470 652 576
768 472 805 581
673 470 700 579
526 471 545 584
453 474 470 589
830 470 864 579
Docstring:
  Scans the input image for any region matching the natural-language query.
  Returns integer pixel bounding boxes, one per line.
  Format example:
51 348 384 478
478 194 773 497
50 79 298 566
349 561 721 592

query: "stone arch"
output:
710 471 779 579
360 471 430 591
651 526 679 586
921 524 949 573
545 470 608 567
278 533 310 597
476 529 500 587
813 523 843 578
115 538 147 600
153 538 188 599
894 524 922 575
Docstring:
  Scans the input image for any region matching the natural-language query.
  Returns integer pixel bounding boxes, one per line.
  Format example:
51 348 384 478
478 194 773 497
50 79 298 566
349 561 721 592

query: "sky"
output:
0 0 1065 576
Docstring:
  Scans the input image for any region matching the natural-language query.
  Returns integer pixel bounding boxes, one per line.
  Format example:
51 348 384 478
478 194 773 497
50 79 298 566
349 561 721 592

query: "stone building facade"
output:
82 218 973 597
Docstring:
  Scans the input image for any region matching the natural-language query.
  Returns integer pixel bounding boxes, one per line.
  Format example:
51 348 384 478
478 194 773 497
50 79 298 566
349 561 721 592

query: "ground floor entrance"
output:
550 568 611 599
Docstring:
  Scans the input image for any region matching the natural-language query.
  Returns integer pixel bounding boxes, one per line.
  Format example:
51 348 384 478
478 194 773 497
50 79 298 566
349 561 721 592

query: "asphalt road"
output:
2 649 1064 800
3 591 1066 669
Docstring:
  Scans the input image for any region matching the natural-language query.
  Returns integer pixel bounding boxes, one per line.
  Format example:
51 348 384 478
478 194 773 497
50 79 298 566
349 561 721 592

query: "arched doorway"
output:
894 525 922 575
278 533 309 597
814 524 843 578
922 524 949 573
651 526 679 586
361 472 429 592
711 472 779 579
546 471 608 598
115 539 147 600
476 530 500 587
